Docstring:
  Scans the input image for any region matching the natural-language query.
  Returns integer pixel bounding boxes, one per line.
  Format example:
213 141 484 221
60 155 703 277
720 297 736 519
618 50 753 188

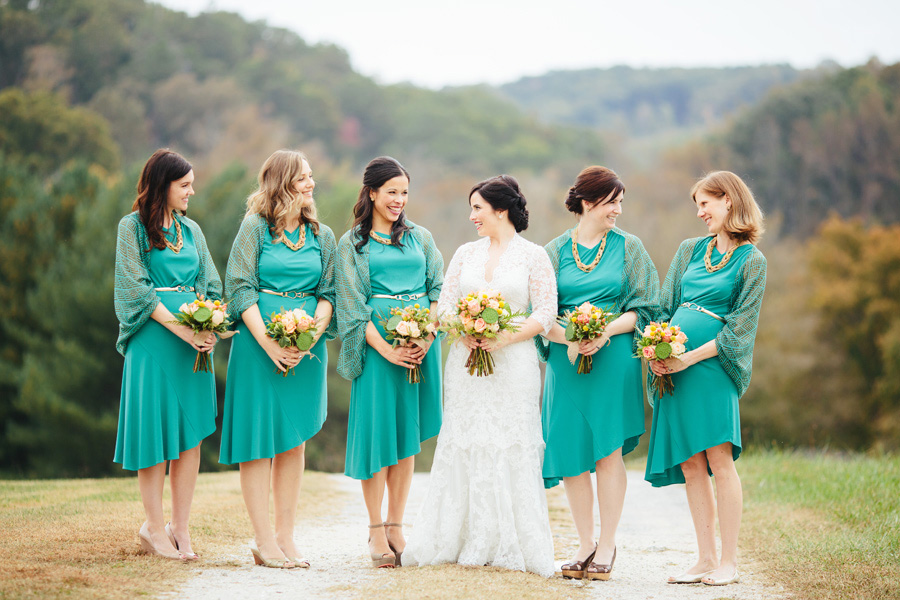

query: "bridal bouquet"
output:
636 321 688 397
266 307 318 377
170 296 235 372
379 303 438 384
441 289 525 377
559 302 620 374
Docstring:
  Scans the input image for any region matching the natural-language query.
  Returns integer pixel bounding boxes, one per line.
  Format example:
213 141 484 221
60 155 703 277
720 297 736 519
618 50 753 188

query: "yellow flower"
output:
583 325 589 331
498 301 505 308
414 303 420 308
214 300 220 306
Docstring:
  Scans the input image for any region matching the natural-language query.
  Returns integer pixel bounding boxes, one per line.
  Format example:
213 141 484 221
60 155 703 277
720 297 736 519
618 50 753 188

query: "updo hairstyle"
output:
565 166 624 215
468 174 529 232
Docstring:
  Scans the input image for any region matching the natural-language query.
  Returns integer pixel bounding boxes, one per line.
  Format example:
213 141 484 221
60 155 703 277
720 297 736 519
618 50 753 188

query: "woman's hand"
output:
260 336 301 372
378 340 425 370
177 326 217 352
578 333 610 357
482 331 513 353
649 357 687 376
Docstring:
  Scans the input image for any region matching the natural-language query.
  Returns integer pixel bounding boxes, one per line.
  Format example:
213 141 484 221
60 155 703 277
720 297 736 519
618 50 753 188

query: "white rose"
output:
179 303 190 314
407 322 421 338
670 342 686 356
211 310 225 326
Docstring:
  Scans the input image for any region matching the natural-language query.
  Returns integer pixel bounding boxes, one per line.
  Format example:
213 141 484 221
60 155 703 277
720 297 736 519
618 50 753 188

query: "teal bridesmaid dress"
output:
219 224 327 464
542 231 645 488
114 222 217 471
344 232 442 480
644 243 755 487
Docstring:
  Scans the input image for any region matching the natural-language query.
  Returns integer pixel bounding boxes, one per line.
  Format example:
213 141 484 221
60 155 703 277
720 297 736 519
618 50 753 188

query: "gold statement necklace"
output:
571 226 607 273
164 214 184 254
369 230 395 245
704 236 738 273
277 224 306 251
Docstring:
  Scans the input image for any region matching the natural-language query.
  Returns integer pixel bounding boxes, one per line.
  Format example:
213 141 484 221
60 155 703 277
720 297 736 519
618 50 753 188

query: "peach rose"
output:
473 318 487 333
407 322 421 338
642 346 656 360
281 312 297 334
211 310 225 326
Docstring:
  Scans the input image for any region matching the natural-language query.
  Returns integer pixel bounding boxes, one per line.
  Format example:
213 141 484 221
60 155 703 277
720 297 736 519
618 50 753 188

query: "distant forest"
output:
2 0 899 477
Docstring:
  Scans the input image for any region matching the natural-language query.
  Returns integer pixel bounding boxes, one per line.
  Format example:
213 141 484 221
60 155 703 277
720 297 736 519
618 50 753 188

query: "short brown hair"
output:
691 171 764 244
565 166 624 214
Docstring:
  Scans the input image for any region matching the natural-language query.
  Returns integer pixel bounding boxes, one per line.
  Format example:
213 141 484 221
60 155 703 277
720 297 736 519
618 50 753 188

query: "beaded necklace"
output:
571 226 607 273
704 236 738 273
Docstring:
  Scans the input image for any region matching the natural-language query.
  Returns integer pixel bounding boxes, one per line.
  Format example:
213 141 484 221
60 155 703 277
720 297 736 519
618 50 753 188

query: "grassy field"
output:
0 470 339 599
1 451 897 599
740 451 900 600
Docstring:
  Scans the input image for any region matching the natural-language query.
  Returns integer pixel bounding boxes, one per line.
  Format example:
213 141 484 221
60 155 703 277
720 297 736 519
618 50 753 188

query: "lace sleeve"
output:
437 244 467 320
188 218 222 302
619 232 660 346
224 215 263 321
716 248 767 398
527 244 558 335
418 226 445 303
114 214 159 355
315 224 338 341
336 230 373 380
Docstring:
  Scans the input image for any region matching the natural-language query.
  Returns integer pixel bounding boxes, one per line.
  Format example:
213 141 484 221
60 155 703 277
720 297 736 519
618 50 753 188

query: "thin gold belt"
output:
371 292 427 302
154 286 195 292
679 302 725 323
261 289 313 299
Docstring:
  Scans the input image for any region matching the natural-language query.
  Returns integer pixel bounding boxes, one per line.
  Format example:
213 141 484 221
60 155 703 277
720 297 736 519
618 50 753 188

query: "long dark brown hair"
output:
351 156 412 253
469 174 529 232
132 149 192 251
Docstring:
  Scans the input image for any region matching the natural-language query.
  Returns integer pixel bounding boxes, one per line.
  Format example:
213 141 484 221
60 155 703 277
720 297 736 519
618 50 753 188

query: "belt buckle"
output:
286 291 304 299
175 285 192 293
398 293 416 302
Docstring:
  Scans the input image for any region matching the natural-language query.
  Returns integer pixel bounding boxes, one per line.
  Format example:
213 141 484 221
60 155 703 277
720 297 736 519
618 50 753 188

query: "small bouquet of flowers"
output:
379 303 438 384
559 302 620 374
265 307 318 377
170 296 235 372
635 321 688 397
441 289 525 377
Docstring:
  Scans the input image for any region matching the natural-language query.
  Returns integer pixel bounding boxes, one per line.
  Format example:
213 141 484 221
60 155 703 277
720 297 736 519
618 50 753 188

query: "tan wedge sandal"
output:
384 522 405 567
368 523 396 568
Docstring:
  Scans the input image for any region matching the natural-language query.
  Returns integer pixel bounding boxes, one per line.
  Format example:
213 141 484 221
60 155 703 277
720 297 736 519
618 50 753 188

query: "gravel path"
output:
165 471 789 600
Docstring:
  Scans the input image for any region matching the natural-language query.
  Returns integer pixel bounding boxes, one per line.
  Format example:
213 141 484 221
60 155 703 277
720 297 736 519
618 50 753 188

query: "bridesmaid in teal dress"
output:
538 167 658 581
114 149 220 561
645 171 766 587
220 150 336 569
336 156 443 568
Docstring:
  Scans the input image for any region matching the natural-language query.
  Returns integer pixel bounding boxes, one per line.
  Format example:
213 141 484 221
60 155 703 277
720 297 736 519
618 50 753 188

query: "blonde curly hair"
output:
246 150 319 240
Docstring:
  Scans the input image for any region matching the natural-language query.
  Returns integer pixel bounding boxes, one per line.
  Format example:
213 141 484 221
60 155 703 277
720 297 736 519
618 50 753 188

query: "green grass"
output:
740 451 900 600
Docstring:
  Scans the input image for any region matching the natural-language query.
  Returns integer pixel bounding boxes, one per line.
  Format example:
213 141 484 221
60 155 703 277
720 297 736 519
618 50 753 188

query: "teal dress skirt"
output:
220 224 328 464
344 232 442 480
644 243 753 487
542 232 644 488
114 223 217 471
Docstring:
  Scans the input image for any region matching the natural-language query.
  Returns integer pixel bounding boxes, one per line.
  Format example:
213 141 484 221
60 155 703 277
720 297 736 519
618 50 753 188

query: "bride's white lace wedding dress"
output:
404 234 557 577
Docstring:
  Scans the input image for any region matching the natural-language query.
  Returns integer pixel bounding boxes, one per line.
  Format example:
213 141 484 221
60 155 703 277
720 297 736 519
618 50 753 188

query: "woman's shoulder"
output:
545 228 574 251
314 222 336 241
118 211 142 229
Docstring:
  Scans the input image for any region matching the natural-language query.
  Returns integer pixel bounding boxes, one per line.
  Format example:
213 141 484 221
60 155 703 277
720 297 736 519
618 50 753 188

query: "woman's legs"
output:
384 455 415 554
705 442 741 579
594 448 626 564
168 444 201 555
240 457 289 561
672 450 719 579
273 444 305 559
361 467 393 559
563 472 596 561
137 461 180 554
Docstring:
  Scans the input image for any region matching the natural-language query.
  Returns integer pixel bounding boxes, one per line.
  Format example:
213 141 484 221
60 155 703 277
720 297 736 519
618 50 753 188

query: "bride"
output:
404 175 557 577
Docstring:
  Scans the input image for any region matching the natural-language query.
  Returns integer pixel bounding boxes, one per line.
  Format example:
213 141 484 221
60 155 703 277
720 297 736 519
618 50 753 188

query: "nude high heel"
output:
384 522 404 567
368 523 396 568
250 542 296 569
139 523 186 561
165 523 199 561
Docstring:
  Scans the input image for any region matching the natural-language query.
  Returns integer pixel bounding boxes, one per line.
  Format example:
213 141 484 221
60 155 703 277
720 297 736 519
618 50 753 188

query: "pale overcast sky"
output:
153 0 900 88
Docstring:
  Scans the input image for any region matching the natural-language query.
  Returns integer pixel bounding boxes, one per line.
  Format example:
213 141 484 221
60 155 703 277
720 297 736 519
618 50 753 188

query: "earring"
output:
499 214 505 219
